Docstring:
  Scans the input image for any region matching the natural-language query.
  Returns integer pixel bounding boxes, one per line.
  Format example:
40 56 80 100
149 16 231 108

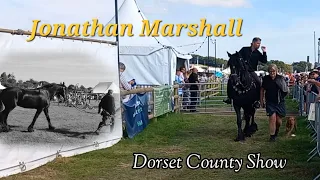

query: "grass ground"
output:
2 98 319 180
0 98 121 147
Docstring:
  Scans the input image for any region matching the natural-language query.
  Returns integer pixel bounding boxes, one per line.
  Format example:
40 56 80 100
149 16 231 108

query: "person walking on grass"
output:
260 64 288 142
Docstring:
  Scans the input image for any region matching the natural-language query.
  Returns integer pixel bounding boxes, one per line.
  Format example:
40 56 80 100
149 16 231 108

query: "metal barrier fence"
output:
293 85 320 180
176 81 296 113
176 82 234 113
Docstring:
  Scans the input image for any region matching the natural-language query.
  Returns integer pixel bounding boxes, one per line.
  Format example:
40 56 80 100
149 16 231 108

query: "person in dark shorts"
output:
260 64 288 142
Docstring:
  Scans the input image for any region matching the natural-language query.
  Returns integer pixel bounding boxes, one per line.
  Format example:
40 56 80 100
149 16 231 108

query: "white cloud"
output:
166 0 251 8
137 0 170 14
139 5 168 14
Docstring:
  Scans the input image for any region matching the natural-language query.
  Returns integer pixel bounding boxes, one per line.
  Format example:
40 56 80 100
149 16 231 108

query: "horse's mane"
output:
227 51 252 88
226 51 239 68
226 59 231 68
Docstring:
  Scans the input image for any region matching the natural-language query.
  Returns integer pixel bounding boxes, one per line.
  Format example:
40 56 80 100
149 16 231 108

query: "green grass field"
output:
2 97 319 180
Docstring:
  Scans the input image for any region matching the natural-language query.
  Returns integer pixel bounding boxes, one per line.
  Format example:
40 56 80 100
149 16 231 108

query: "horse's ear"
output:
227 51 231 57
63 82 65 85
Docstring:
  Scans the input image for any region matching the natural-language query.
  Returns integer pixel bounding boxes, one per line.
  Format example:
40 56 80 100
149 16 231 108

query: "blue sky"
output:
0 0 319 86
141 0 320 64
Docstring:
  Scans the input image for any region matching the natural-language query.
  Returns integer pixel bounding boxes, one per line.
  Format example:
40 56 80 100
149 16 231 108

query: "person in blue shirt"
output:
175 70 183 96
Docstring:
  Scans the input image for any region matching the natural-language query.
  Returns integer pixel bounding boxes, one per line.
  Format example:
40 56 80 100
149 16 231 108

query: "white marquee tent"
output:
222 67 231 75
106 0 192 85
92 82 120 94
0 84 5 89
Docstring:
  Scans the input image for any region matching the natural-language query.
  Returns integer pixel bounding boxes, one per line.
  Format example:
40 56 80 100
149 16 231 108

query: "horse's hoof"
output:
27 128 34 132
235 132 245 141
2 127 10 132
48 126 55 131
234 138 245 142
95 131 100 135
4 126 11 132
234 135 245 142
250 123 258 131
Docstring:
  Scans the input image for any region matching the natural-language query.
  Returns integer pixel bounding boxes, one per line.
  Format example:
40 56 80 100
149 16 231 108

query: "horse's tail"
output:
0 100 4 112
0 89 4 99
0 90 5 112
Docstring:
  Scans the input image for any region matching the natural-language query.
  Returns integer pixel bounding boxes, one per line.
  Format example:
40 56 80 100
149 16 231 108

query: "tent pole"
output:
115 0 120 64
114 0 122 91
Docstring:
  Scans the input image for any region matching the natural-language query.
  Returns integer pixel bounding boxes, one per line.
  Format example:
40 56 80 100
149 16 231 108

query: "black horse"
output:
226 51 258 141
0 82 67 132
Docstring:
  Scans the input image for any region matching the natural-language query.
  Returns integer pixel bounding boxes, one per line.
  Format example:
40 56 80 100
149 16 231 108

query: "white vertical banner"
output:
0 33 122 177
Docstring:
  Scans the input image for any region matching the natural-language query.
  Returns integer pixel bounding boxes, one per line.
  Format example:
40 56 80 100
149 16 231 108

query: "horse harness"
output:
231 57 256 94
232 77 256 95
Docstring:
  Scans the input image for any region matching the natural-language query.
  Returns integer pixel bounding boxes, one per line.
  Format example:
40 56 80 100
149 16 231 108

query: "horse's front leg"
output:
234 105 245 141
243 108 252 137
243 116 251 137
249 109 258 134
43 107 55 131
27 109 43 132
0 111 10 132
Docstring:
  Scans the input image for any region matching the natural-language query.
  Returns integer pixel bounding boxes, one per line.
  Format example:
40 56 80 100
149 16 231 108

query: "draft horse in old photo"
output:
226 51 259 141
0 82 67 132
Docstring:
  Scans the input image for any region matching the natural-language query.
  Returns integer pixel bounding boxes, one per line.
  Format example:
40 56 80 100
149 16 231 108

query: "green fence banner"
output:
153 86 173 117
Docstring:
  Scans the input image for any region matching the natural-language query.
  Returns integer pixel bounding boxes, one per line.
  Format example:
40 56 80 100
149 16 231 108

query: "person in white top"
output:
200 73 207 82
119 62 132 102
179 67 186 83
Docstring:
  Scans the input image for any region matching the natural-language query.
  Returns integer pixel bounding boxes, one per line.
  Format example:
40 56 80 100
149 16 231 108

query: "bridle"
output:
229 55 256 94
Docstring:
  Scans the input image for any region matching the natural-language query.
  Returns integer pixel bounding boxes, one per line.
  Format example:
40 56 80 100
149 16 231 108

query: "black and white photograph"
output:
0 34 123 149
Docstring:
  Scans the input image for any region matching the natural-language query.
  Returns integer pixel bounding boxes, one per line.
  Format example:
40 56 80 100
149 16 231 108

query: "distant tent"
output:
92 82 120 94
222 67 231 75
0 84 6 89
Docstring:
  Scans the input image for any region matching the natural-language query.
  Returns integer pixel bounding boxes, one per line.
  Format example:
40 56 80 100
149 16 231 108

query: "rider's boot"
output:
223 97 232 104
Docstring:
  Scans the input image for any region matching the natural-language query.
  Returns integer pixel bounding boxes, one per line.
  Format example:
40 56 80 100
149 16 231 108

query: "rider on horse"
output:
96 89 116 133
223 37 268 108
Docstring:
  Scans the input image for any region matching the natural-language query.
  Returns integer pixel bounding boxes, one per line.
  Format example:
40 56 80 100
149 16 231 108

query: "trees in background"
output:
189 54 313 73
0 55 312 89
0 72 92 92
